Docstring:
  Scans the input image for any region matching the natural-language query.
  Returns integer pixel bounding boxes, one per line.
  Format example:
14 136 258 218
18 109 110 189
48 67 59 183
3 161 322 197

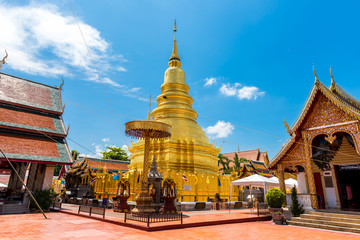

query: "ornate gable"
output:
301 91 357 130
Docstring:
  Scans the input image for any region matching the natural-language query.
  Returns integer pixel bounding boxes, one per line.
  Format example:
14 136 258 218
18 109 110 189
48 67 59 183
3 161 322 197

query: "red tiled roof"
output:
0 75 52 107
0 107 55 130
0 73 62 113
223 149 260 161
87 160 129 171
0 133 72 164
258 152 267 163
0 133 60 157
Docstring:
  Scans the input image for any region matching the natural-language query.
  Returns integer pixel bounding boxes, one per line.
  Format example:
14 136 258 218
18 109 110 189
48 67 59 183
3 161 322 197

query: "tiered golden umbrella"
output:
125 120 171 213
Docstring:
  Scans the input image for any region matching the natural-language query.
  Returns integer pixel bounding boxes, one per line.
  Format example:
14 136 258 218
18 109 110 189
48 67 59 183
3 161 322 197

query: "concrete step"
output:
309 211 360 220
0 204 29 214
288 220 360 234
291 217 360 229
300 213 360 224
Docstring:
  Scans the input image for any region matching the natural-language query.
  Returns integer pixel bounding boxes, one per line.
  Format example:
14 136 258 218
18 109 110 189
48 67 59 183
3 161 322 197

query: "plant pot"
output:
268 207 283 214
272 213 283 225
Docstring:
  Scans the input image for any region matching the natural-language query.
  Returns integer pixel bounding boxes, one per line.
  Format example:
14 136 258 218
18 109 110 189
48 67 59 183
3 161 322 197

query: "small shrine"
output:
114 173 131 212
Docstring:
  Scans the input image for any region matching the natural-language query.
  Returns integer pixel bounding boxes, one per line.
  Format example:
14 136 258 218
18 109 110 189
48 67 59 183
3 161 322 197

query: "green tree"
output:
218 153 231 175
290 186 304 216
53 165 62 176
71 150 80 160
232 153 247 173
101 146 130 161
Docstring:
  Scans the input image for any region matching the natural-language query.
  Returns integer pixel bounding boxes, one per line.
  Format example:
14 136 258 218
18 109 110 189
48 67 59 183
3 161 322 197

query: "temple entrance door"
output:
314 173 326 209
335 164 360 210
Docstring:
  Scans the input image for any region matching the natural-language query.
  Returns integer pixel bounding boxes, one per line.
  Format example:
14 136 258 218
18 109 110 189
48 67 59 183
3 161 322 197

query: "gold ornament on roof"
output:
313 64 319 83
147 95 152 121
0 50 8 71
284 119 291 135
330 66 336 91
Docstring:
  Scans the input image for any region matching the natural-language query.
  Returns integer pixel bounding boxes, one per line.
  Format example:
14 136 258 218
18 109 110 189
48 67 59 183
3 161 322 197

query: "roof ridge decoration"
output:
0 50 8 71
313 64 319 84
330 66 336 91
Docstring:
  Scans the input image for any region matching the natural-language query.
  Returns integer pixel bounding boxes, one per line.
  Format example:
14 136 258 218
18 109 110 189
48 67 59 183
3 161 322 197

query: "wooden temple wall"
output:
92 168 239 202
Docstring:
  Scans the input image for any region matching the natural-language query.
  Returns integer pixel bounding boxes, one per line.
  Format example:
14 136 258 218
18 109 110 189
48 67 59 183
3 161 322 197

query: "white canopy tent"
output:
229 174 280 204
269 176 298 189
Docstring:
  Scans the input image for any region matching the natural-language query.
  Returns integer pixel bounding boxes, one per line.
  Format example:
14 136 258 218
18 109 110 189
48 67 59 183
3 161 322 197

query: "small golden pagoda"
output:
129 21 220 174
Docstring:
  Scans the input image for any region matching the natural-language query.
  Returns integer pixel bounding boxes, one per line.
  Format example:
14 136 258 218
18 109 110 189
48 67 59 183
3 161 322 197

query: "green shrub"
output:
290 186 304 216
266 188 285 208
30 188 57 210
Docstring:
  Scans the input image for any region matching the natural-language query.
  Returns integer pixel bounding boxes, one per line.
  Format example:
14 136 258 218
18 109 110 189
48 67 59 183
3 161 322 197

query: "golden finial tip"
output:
174 18 177 32
313 64 319 82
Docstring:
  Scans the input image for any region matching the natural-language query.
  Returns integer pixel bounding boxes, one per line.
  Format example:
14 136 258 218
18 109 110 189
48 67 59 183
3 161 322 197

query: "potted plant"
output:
265 188 285 224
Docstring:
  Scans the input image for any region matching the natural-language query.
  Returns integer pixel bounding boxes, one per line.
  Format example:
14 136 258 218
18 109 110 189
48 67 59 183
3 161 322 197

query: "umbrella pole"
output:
229 184 232 213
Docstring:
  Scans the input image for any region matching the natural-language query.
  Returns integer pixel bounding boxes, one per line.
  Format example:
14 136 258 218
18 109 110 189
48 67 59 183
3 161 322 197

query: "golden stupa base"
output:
132 191 155 213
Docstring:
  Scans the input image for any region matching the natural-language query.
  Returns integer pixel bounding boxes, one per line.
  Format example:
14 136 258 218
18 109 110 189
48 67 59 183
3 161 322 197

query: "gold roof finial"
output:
169 18 181 67
313 64 319 83
0 50 8 71
147 95 152 120
284 118 291 135
330 66 335 88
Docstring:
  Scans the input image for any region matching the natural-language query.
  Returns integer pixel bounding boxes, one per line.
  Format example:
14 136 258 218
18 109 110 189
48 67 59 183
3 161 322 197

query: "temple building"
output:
269 68 360 211
126 23 237 202
223 149 272 178
0 72 72 212
65 156 130 198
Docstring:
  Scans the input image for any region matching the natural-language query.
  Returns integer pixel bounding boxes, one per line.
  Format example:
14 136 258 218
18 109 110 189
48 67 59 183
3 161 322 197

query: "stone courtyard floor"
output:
0 211 359 240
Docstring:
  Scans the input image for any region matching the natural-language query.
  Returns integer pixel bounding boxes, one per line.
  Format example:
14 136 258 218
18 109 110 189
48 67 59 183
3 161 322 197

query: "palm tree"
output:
218 154 231 175
232 153 247 175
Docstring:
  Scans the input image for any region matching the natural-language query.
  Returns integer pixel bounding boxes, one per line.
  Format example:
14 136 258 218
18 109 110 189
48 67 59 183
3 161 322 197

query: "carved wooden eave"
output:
269 136 296 169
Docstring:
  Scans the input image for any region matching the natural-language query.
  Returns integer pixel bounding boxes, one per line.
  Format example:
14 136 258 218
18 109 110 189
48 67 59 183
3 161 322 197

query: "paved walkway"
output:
60 203 264 227
0 211 359 239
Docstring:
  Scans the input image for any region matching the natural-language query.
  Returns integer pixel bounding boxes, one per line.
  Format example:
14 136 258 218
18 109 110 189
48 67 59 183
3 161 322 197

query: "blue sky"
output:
1 0 360 159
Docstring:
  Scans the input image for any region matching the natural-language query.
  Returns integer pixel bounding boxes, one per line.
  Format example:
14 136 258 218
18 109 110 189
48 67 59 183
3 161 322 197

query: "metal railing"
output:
124 212 183 227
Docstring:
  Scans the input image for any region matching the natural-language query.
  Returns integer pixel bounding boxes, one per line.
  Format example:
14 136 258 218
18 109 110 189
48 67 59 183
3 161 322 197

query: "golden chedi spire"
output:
169 19 181 67
129 21 220 174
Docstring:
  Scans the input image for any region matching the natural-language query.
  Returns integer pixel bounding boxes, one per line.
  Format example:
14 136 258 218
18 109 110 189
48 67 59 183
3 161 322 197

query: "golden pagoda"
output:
128 21 220 175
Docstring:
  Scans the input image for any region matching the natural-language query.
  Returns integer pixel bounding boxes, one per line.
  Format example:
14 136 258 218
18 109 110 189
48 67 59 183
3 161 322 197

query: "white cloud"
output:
205 121 234 139
219 83 237 96
122 144 131 156
0 2 144 94
219 83 265 100
116 66 127 72
101 137 110 143
204 77 217 87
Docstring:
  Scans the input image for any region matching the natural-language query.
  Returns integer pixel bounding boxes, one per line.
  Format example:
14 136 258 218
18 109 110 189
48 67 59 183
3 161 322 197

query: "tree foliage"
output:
218 153 231 175
71 150 80 160
231 153 247 174
290 186 304 216
266 188 285 208
101 146 130 161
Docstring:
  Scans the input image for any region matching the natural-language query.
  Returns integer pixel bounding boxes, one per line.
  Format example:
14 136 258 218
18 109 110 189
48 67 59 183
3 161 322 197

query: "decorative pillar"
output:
277 163 286 206
303 136 319 209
